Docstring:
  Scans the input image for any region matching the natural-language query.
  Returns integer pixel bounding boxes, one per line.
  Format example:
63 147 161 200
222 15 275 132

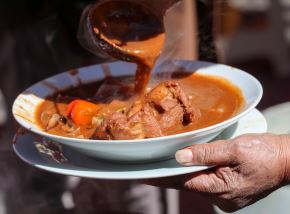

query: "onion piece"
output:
46 114 61 130
92 116 104 126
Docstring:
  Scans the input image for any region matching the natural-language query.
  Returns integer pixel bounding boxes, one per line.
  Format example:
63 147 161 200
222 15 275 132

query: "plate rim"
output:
13 108 267 180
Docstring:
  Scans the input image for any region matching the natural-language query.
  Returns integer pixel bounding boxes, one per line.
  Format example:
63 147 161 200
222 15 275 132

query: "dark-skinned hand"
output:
145 134 290 212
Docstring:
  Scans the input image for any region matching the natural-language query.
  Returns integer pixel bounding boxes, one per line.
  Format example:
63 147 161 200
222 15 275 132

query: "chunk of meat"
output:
136 104 163 138
159 104 184 131
94 112 146 140
147 81 201 126
95 103 163 140
94 81 200 140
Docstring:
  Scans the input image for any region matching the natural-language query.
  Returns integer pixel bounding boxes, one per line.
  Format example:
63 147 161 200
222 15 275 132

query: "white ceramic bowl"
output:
12 61 263 163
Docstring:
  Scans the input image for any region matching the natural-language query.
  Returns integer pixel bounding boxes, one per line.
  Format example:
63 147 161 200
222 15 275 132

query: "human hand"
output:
146 134 290 212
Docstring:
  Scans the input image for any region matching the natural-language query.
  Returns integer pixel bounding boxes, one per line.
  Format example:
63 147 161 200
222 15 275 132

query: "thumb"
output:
175 140 234 166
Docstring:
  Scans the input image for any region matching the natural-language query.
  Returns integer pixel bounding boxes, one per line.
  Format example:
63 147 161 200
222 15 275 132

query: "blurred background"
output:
0 0 290 213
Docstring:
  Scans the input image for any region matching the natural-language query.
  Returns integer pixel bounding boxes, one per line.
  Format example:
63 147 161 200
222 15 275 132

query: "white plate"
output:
13 109 267 180
262 102 290 134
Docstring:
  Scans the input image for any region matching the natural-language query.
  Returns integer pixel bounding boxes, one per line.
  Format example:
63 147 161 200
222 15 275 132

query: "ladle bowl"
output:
86 0 165 62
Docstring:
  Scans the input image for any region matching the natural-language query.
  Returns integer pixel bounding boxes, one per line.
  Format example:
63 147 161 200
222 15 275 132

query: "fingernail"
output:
175 149 193 164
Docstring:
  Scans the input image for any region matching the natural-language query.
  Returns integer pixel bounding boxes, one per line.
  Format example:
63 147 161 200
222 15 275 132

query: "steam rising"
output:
158 0 198 64
153 0 199 84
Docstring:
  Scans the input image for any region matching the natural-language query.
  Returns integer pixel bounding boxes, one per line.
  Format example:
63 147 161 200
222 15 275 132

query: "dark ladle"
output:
87 0 166 93
88 0 165 63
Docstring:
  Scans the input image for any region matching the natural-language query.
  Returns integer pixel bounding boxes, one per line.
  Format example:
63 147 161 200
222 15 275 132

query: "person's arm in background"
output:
146 133 290 212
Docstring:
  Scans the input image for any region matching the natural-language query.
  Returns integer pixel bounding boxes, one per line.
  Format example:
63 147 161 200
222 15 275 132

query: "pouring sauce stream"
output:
88 0 165 94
